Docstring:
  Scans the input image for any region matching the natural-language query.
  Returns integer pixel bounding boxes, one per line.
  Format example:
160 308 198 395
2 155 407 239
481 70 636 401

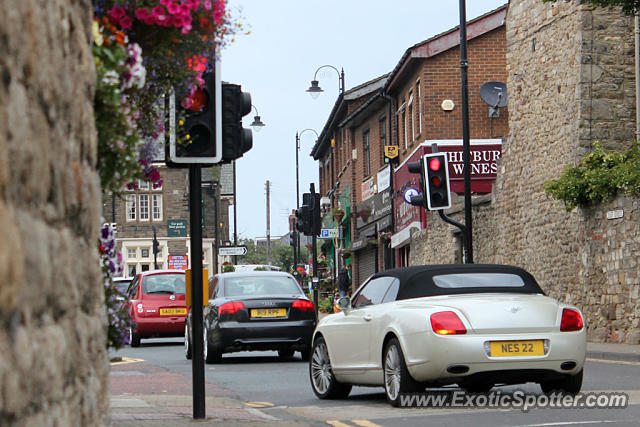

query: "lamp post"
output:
306 65 345 99
295 128 319 268
249 105 265 132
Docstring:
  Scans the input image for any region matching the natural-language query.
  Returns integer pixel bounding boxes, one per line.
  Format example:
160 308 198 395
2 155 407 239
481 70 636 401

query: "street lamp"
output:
295 128 319 267
249 105 265 132
306 65 345 99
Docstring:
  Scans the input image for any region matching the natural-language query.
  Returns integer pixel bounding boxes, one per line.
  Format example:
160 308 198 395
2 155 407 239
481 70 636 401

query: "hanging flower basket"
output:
332 208 345 223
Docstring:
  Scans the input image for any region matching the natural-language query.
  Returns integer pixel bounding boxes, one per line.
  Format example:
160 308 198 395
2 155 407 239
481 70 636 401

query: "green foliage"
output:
542 0 640 15
544 142 640 211
318 297 335 313
222 264 235 272
239 238 310 272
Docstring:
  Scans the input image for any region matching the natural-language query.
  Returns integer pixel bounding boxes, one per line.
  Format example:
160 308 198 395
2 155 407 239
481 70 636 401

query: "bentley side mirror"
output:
338 297 351 313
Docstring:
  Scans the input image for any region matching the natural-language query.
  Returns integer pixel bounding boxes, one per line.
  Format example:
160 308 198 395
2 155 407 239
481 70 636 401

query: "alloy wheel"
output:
311 340 332 394
384 343 402 401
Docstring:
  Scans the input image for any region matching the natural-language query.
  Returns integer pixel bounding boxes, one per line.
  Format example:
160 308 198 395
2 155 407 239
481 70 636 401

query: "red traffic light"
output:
429 157 441 171
186 88 208 112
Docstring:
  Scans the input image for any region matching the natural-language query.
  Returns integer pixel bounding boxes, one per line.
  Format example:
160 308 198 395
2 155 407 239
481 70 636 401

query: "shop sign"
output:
168 220 187 237
361 177 376 201
168 255 188 270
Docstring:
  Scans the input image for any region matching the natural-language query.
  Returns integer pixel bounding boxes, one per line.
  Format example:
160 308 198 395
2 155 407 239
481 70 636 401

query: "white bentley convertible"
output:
309 264 586 406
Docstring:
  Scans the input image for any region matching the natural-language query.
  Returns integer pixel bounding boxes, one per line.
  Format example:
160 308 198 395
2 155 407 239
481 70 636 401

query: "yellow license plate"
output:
250 308 286 318
490 340 544 357
159 308 187 316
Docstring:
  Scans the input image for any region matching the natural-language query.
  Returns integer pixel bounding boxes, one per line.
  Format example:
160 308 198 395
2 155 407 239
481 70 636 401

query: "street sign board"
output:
219 246 248 256
320 228 340 239
168 219 187 237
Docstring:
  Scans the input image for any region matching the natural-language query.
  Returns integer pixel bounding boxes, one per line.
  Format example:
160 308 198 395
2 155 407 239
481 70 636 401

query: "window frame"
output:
139 194 150 221
125 195 136 221
152 194 163 221
363 129 371 177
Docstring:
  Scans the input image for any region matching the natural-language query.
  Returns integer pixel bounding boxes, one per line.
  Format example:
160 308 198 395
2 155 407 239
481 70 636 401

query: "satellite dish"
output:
480 81 508 108
480 81 507 118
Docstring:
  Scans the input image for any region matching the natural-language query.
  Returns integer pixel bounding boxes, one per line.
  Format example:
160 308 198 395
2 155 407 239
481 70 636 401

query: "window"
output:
417 80 422 135
353 277 396 308
141 264 150 272
127 264 137 277
139 180 149 191
152 194 163 221
403 108 408 149
126 195 136 221
141 248 150 258
363 130 371 177
379 117 387 165
139 194 149 221
433 273 526 289
127 248 137 259
408 92 414 142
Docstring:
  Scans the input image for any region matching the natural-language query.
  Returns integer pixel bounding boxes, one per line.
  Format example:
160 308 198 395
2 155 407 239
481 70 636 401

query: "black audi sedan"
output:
185 271 317 363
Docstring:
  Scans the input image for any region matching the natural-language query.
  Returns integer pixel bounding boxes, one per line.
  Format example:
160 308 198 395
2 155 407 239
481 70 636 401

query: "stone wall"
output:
410 1 638 343
0 0 108 425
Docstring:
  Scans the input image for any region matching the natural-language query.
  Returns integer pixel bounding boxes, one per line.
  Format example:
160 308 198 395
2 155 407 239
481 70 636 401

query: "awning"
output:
390 221 421 249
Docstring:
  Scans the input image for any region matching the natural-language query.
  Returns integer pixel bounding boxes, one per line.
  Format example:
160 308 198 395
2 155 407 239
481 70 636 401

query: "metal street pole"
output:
189 165 205 419
310 183 319 317
233 160 238 265
459 0 473 264
295 132 301 268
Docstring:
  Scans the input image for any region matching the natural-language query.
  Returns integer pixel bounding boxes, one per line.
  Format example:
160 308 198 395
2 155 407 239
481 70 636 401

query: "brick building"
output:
103 165 230 278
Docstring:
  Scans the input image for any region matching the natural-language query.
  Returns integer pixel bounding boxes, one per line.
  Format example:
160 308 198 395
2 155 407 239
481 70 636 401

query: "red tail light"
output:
560 308 583 332
430 311 467 335
219 301 245 315
292 299 315 312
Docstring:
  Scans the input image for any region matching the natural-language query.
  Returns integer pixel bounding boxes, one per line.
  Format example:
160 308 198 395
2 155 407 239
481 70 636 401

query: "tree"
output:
237 238 309 272
543 0 640 15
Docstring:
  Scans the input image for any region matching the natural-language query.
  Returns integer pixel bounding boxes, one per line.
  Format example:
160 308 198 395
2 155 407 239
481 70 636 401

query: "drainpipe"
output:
383 93 396 269
635 12 640 141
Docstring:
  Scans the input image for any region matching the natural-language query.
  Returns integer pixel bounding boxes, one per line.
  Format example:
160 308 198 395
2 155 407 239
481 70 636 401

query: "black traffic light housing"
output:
407 160 427 208
221 83 253 163
167 70 221 166
423 153 451 210
289 231 297 247
295 204 311 235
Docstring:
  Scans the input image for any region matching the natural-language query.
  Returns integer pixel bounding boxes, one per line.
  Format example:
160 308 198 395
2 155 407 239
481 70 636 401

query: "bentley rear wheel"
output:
383 338 421 406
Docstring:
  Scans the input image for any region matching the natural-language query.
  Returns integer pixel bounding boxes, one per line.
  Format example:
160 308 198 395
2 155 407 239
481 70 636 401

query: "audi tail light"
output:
430 311 467 335
219 301 245 315
560 308 584 332
292 299 315 312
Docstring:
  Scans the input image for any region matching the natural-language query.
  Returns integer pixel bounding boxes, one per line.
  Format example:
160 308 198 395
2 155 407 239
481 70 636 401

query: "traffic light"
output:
295 204 311 235
310 193 321 237
407 160 426 208
289 231 297 247
423 153 451 210
167 71 221 165
153 239 160 256
221 82 253 163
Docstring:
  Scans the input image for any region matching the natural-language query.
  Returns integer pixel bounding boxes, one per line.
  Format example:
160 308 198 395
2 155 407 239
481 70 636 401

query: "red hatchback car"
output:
125 270 187 347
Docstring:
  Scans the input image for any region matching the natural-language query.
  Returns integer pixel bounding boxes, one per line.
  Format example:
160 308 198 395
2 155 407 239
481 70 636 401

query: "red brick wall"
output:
395 26 508 165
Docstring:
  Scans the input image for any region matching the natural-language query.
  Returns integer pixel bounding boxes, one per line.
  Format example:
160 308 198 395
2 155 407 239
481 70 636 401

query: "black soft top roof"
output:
368 264 545 300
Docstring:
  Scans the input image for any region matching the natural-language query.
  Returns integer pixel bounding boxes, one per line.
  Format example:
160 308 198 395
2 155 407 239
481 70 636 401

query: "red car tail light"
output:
219 301 245 315
430 311 467 335
560 308 584 332
292 299 315 312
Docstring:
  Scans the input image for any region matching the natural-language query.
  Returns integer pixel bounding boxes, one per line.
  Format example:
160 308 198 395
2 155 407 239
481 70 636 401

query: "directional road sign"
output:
219 246 248 256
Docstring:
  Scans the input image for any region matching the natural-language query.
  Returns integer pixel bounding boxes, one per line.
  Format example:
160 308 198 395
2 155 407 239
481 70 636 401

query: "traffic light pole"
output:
459 0 473 264
310 183 319 317
189 165 205 419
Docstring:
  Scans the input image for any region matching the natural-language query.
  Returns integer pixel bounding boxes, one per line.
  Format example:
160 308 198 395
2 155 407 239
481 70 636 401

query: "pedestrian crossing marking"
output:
587 358 640 366
244 401 275 408
327 422 353 427
110 357 145 365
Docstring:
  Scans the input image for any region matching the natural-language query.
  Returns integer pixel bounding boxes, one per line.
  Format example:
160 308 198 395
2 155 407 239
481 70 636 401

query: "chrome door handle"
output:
364 314 372 321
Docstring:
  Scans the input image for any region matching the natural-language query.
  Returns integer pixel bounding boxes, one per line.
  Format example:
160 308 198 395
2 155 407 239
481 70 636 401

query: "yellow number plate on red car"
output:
250 308 286 318
159 308 187 316
490 340 544 357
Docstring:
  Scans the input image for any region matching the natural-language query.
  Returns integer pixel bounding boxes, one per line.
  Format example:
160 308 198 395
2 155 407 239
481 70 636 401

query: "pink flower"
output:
180 23 192 34
135 8 150 20
166 2 180 15
172 15 184 28
145 168 161 182
120 15 133 30
152 6 169 25
152 179 164 189
213 0 225 24
187 0 200 8
107 5 126 20
160 0 172 6
144 15 156 25
203 0 212 11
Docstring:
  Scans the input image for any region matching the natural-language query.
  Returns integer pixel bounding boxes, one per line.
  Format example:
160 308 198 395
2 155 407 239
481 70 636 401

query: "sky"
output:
220 0 507 240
